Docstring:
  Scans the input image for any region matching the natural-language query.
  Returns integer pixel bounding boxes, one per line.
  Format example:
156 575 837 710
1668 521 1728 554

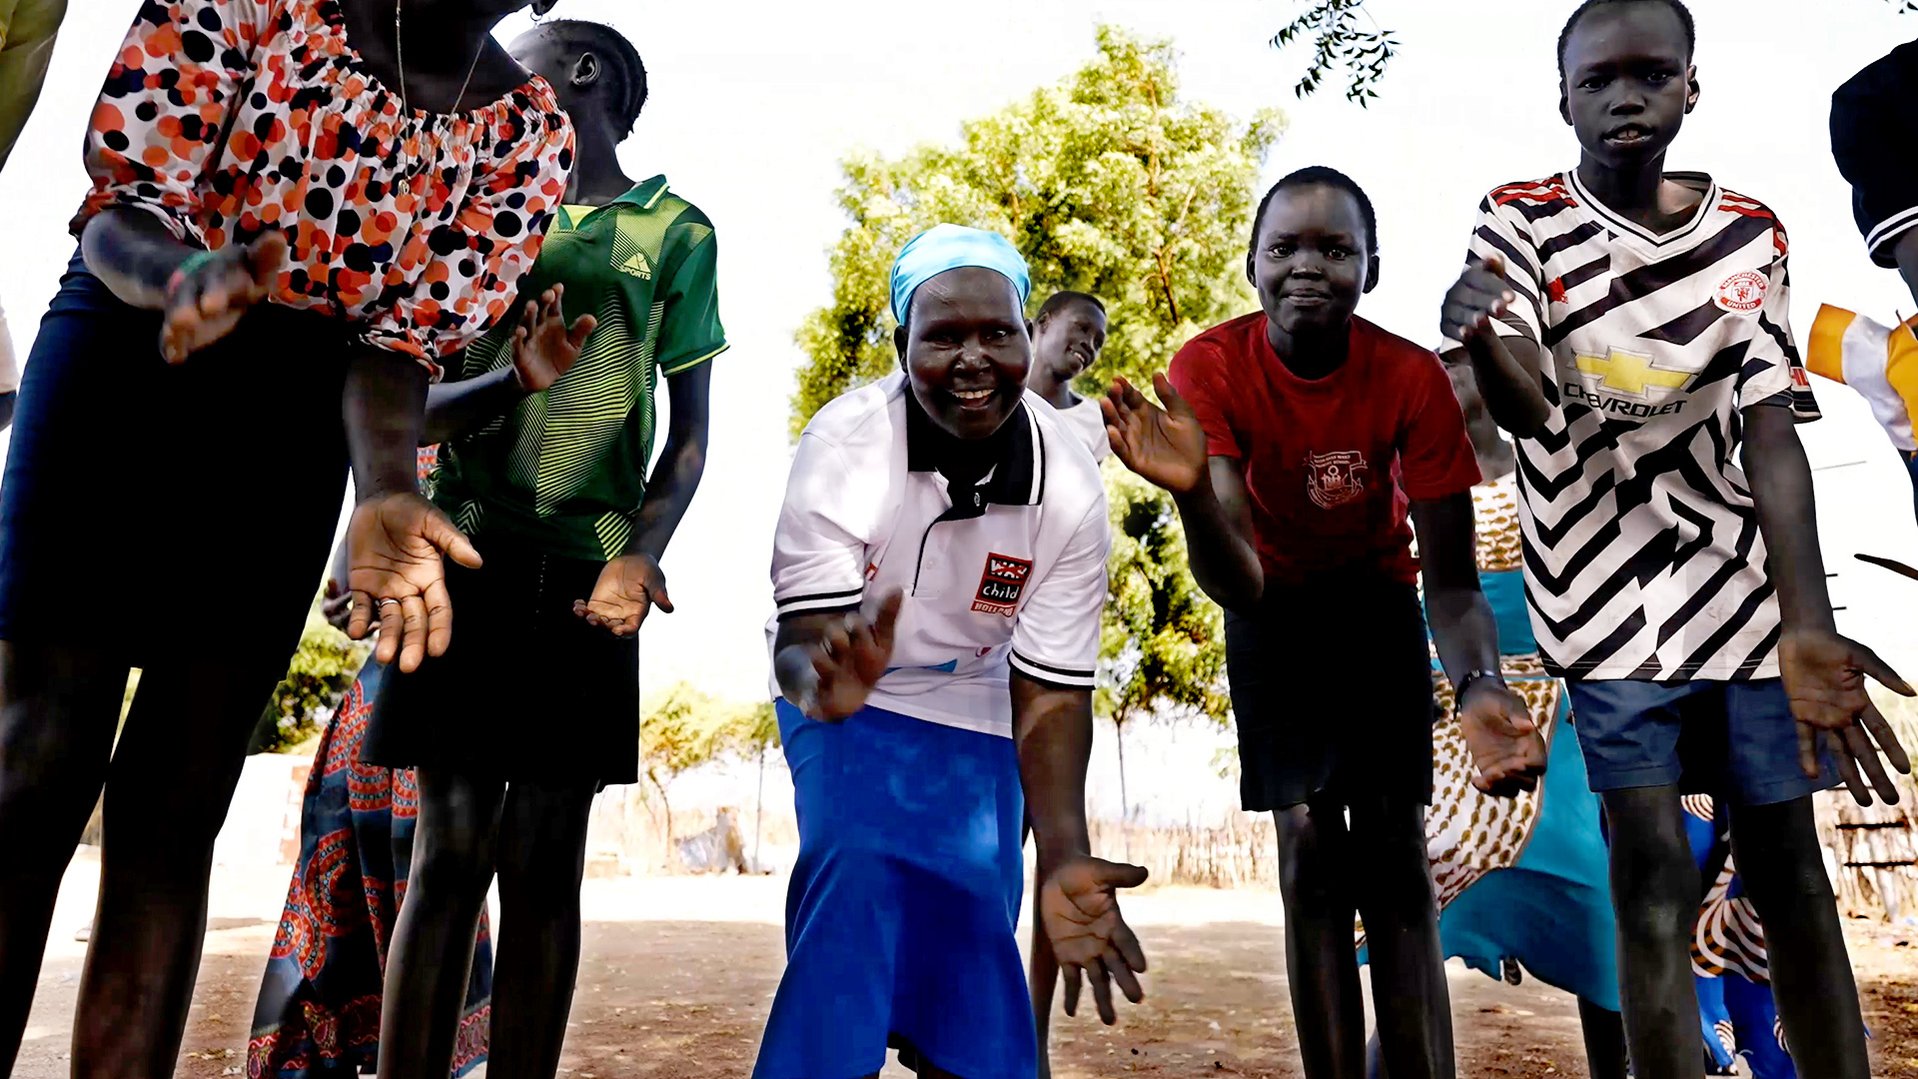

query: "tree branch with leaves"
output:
1271 0 1915 103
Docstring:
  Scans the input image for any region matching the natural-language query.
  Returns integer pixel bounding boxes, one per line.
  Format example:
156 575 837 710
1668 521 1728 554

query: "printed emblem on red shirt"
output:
1547 277 1568 305
1305 450 1369 509
1714 271 1767 313
972 553 1033 616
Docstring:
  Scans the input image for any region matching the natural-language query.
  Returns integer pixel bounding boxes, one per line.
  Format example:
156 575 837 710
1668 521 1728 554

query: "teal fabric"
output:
889 224 1031 323
1365 564 1621 1010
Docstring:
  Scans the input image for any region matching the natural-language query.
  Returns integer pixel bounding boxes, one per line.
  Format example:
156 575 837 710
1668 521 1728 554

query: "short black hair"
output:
542 20 649 133
1556 0 1695 77
1247 165 1379 264
1035 291 1105 324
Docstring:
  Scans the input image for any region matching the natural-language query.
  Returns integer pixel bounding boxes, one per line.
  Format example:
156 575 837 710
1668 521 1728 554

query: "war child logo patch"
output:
972 553 1033 616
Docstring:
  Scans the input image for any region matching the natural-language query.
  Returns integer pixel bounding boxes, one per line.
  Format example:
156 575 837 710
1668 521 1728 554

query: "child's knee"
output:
1275 806 1349 909
410 829 496 905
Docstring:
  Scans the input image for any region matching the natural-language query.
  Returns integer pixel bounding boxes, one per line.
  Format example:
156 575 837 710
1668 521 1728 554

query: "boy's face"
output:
1030 301 1108 389
1560 2 1697 168
1248 184 1376 340
896 267 1034 440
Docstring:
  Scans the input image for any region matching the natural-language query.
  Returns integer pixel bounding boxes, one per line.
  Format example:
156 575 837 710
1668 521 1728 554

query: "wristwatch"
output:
1454 668 1504 703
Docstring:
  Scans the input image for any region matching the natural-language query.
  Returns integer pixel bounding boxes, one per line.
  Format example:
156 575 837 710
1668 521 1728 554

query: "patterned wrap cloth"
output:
1358 476 1799 1075
248 447 495 1079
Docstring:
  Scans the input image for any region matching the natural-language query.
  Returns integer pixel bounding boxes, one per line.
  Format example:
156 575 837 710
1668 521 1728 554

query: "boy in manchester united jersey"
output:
1440 2 1912 1075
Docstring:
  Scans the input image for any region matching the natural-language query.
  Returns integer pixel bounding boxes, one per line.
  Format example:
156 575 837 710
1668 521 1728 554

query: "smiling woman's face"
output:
897 267 1033 441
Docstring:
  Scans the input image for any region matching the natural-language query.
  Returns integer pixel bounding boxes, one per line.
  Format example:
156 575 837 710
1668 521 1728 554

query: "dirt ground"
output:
15 850 1918 1078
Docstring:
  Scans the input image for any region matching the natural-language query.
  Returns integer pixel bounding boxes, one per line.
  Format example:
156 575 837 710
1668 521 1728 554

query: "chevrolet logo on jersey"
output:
1567 347 1690 419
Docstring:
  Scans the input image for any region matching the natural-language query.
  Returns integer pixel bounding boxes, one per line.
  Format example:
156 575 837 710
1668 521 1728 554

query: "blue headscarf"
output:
888 224 1032 325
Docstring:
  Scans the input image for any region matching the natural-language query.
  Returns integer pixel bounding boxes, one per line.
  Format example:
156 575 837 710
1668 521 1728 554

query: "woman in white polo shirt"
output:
756 225 1149 1079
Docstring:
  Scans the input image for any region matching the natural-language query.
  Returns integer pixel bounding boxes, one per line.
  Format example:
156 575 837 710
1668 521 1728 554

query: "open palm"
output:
1779 628 1914 804
1101 373 1209 496
574 553 673 637
344 492 483 673
1041 855 1150 1025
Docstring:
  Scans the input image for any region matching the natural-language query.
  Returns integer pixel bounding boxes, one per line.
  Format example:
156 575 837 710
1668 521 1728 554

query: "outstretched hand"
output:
797 590 904 721
1042 856 1150 1025
1439 254 1516 346
574 553 673 637
343 492 483 673
1101 373 1209 496
161 232 287 364
1456 681 1548 797
511 284 597 392
1779 629 1914 805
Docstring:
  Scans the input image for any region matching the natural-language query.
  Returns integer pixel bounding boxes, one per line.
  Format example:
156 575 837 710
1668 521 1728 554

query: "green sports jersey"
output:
432 176 726 561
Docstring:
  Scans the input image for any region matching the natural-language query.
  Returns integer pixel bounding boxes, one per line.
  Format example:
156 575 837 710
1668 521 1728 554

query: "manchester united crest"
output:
1305 450 1368 509
1714 270 1768 313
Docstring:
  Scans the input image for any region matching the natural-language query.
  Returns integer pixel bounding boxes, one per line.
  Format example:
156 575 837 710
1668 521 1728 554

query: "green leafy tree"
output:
642 683 777 844
251 610 372 754
1098 468 1231 823
790 26 1275 817
1271 0 1915 103
792 25 1282 429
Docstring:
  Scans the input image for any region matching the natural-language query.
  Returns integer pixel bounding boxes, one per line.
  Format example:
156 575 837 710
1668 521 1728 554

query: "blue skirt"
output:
753 701 1034 1079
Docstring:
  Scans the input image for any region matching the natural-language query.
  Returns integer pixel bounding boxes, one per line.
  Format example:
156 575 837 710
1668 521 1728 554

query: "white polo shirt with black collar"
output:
768 372 1110 740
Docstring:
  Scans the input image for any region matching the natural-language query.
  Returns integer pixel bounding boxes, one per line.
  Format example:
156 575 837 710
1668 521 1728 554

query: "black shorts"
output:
360 536 640 785
0 252 348 667
1224 576 1436 812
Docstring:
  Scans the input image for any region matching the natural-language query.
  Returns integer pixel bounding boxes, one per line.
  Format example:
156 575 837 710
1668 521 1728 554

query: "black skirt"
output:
359 536 640 785
1224 574 1437 811
0 251 348 668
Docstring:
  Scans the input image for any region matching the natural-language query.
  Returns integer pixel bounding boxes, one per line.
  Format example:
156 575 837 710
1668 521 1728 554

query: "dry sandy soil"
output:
15 851 1918 1078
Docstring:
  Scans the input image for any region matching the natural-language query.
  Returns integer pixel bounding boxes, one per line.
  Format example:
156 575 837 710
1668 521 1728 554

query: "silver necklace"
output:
394 0 486 116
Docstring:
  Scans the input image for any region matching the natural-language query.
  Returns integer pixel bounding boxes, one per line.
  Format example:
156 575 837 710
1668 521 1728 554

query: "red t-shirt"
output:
1168 313 1480 586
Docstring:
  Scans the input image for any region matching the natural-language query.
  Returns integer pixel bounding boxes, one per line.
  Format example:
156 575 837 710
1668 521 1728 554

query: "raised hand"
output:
1779 628 1914 805
343 492 484 674
574 553 673 637
1101 373 1209 496
1456 680 1547 796
1439 255 1517 346
511 283 597 392
160 232 288 364
798 590 903 721
1042 856 1150 1025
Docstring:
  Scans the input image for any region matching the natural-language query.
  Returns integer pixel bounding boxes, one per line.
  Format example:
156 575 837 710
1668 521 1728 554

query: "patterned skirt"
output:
247 657 494 1078
1684 794 1796 1078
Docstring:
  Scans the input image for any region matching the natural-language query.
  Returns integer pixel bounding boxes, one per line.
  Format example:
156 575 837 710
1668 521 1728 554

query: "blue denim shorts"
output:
1566 678 1836 806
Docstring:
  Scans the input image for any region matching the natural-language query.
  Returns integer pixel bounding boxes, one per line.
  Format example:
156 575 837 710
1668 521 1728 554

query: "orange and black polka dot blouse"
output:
72 0 576 376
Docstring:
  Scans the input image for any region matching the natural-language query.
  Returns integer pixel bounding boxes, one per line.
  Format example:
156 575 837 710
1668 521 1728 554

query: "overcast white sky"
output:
4 0 1918 708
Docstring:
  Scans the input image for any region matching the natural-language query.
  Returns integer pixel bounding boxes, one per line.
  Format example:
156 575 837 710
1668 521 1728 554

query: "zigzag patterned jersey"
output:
1455 170 1820 681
